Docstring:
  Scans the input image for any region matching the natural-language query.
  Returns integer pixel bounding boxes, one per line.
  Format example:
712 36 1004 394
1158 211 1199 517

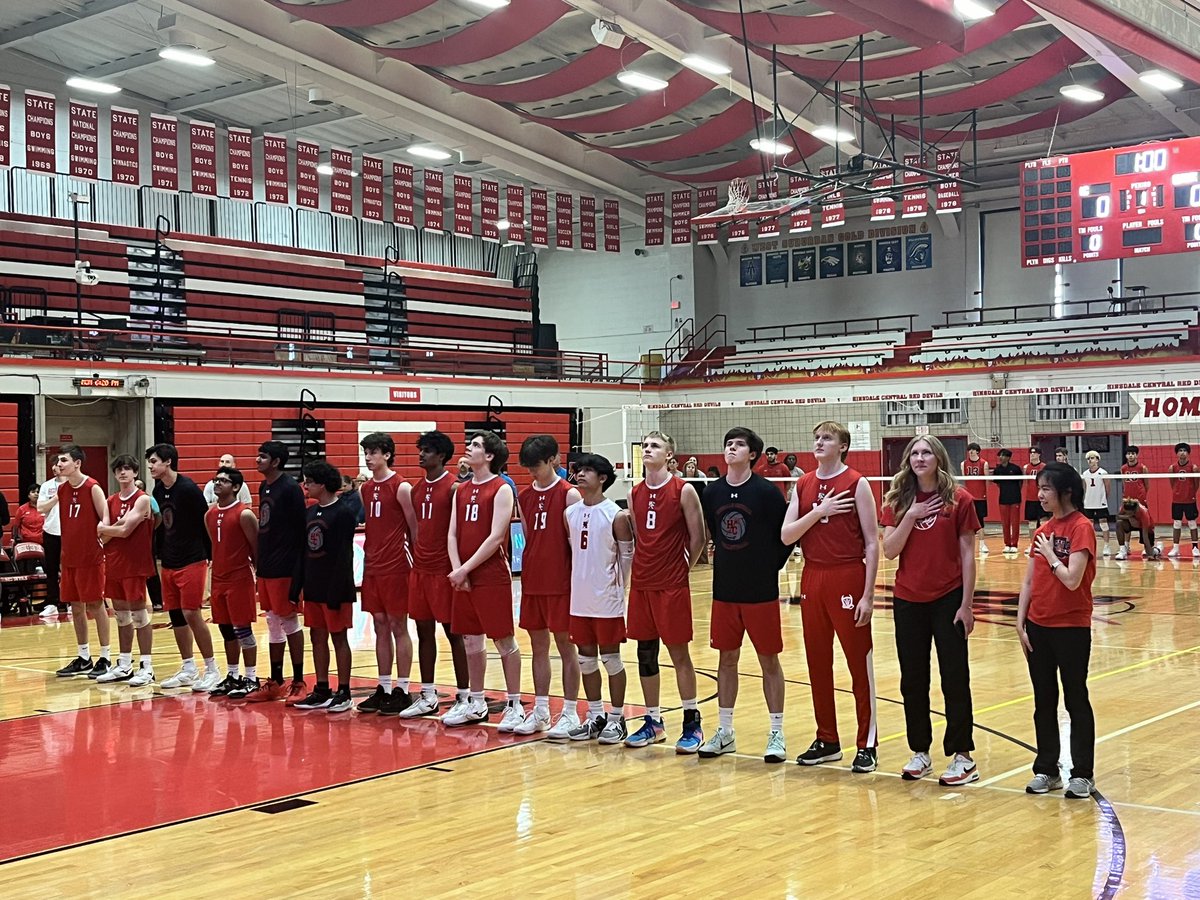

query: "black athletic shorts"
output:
1171 502 1199 522
973 499 987 523
1024 500 1045 522
1084 507 1111 523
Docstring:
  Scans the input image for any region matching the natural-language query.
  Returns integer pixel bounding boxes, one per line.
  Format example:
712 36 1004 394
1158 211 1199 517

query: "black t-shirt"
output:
154 474 210 568
701 473 790 603
303 497 357 607
993 462 1023 504
257 473 307 578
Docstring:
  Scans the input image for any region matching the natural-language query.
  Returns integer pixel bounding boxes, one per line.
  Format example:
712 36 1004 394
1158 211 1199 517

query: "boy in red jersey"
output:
95 455 156 686
961 443 990 556
782 421 881 773
1120 445 1150 505
53 444 112 678
401 430 470 719
443 432 524 728
1023 448 1046 554
623 431 707 753
514 435 582 737
204 467 261 699
356 432 418 716
1167 442 1199 559
1116 497 1160 560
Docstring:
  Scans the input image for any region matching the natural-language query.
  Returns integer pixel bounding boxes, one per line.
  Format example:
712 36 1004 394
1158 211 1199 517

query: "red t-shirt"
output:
206 501 254 580
1028 511 1096 628
58 477 104 568
363 472 411 576
760 460 792 495
105 490 155 579
454 475 511 585
630 475 691 590
881 487 980 602
1023 462 1045 501
961 460 987 500
12 502 45 546
1121 463 1148 503
411 471 454 575
795 467 867 566
1168 462 1200 503
517 477 573 594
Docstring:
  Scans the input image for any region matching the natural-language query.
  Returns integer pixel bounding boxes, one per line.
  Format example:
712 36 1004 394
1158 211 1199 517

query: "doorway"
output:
1032 431 1126 514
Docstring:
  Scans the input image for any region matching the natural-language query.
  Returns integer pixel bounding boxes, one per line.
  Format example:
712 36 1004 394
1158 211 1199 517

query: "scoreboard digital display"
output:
1020 136 1200 267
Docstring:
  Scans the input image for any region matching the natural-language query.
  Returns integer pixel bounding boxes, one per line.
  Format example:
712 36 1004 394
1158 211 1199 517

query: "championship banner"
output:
756 176 779 239
696 186 718 244
671 189 692 244
644 191 665 246
934 149 962 213
68 100 98 180
227 127 253 200
604 197 620 252
530 188 548 247
360 154 383 220
0 85 9 167
506 183 525 244
330 148 353 216
870 164 896 221
454 173 473 236
262 134 289 204
819 165 844 228
150 113 178 191
480 179 500 242
423 168 444 231
556 191 574 249
393 162 414 228
110 107 139 185
902 153 927 218
295 139 319 209
789 176 812 233
189 121 217 195
24 91 56 173
580 195 596 251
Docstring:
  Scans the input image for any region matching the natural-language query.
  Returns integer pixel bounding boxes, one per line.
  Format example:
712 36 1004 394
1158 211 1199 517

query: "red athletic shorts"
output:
258 576 299 617
569 615 627 647
627 586 692 645
211 573 258 625
408 570 453 625
62 564 105 604
710 599 783 655
105 575 148 604
305 600 353 633
451 582 515 639
520 592 570 633
162 561 207 611
361 571 410 618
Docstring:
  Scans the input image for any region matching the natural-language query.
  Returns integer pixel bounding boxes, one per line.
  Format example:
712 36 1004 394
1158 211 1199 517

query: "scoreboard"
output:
1020 136 1200 267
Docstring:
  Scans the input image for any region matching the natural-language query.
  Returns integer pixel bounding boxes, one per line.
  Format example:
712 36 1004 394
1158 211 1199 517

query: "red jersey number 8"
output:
645 510 656 530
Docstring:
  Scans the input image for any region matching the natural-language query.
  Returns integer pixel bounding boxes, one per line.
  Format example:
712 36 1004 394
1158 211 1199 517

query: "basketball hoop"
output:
691 177 809 226
728 177 749 211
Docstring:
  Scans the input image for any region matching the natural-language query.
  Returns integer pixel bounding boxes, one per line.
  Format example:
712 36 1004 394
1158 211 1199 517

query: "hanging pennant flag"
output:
556 192 574 249
68 100 98 180
262 134 288 203
756 175 780 238
506 183 525 245
190 121 217 195
869 162 896 221
330 148 353 216
227 127 253 200
819 165 844 228
935 149 962 213
360 154 383 220
603 198 621 252
0 85 10 168
671 190 692 245
902 153 927 218
531 189 548 247
109 107 139 185
696 186 718 245
580 195 596 251
454 173 473 236
645 191 665 246
24 91 55 173
788 176 812 233
424 168 444 231
150 114 178 191
393 162 414 228
295 139 319 208
480 179 500 242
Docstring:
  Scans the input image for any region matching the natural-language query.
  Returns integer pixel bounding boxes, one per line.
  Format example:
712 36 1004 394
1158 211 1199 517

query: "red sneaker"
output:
283 679 309 707
246 680 285 703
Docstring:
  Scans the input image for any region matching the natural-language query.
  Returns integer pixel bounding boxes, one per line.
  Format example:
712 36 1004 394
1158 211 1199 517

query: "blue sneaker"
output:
624 716 666 748
676 716 704 754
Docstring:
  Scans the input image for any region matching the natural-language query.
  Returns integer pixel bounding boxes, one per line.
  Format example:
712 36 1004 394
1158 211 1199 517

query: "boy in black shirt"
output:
293 462 358 713
699 427 791 763
992 449 1023 553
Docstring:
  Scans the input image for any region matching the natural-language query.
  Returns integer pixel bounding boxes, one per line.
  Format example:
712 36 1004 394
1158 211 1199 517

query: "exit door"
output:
1032 432 1125 514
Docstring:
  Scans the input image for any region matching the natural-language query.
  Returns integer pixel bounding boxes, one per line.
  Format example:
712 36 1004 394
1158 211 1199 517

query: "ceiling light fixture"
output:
496 219 512 230
750 137 791 155
65 76 121 95
158 45 215 67
1059 83 1105 102
406 145 454 161
682 55 732 77
1140 69 1183 92
617 71 669 91
953 0 994 21
812 125 856 144
463 0 510 8
316 162 334 175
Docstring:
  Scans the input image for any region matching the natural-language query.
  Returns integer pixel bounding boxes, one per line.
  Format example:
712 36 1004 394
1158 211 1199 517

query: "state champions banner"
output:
755 176 778 239
295 139 319 209
453 173 473 236
423 168 444 231
110 107 139 185
330 148 353 216
644 191 665 246
24 91 56 173
262 133 288 203
789 176 812 233
902 153 927 218
556 191 574 249
0 85 9 168
480 178 499 243
935 149 962 214
149 113 178 191
696 186 718 244
530 189 548 247
189 120 217 195
819 165 844 229
870 163 896 221
68 99 98 180
227 127 253 200
580 195 596 251
506 183 525 245
393 162 414 228
360 154 383 221
671 189 692 244
603 197 620 252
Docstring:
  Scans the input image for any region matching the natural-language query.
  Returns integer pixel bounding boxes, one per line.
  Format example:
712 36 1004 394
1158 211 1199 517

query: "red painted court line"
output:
0 686 542 863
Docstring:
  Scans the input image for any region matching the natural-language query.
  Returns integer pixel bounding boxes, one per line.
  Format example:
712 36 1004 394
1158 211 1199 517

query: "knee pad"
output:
131 608 151 629
168 608 187 628
235 625 257 649
266 611 285 643
218 623 237 642
495 636 519 658
282 614 303 636
601 653 624 676
1174 519 1184 529
114 608 134 627
579 655 600 675
637 640 660 678
463 634 486 654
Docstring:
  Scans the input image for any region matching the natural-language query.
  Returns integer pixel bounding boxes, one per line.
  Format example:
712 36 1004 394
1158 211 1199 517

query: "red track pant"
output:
999 503 1021 547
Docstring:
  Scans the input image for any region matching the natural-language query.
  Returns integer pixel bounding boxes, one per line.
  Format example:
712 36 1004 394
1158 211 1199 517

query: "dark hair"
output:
302 460 341 492
765 446 779 454
258 440 290 469
26 483 40 495
1036 461 1084 510
145 443 179 470
471 431 509 473
1126 445 1140 454
1029 447 1041 455
967 442 981 452
111 454 139 472
1122 497 1141 511
1055 447 1068 456
360 431 396 465
574 453 615 491
415 430 455 464
705 466 720 478
216 466 244 490
519 434 559 467
724 426 765 463
998 448 1012 458
1175 442 1191 453
784 453 797 465
58 443 85 462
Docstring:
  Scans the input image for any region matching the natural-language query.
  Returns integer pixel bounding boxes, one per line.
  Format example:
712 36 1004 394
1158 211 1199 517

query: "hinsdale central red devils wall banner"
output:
360 154 383 221
696 186 718 245
393 162 414 228
556 191 574 249
603 197 620 252
530 189 548 247
644 191 665 246
0 85 10 168
295 139 319 208
262 133 288 203
424 168 444 231
110 107 139 184
453 174 473 236
330 148 353 216
671 189 692 244
24 91 56 173
68 99 99 180
227 127 253 200
579 195 596 251
506 183 525 244
150 114 178 191
189 121 217 195
480 179 499 242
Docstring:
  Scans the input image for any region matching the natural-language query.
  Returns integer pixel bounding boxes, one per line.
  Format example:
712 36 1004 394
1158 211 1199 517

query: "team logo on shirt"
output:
161 507 174 530
259 502 271 527
307 523 324 552
914 512 940 531
1052 535 1072 559
718 509 747 543
840 594 855 609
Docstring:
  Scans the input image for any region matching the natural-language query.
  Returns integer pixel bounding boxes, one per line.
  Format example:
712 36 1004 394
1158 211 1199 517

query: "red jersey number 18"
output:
466 503 479 522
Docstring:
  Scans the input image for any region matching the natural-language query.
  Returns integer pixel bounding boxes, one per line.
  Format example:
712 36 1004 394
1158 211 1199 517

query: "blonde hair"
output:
813 420 851 462
643 430 676 454
1085 450 1100 460
883 435 958 518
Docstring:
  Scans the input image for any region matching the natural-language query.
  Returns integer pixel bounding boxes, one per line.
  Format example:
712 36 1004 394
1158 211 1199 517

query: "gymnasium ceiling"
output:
2 0 1200 213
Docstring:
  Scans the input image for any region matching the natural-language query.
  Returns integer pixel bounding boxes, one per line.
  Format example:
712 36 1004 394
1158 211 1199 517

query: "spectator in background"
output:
1055 448 1073 469
0 488 9 540
499 465 519 499
705 466 721 479
456 457 472 483
784 453 805 478
134 478 163 611
340 474 366 525
37 459 67 614
11 485 44 546
961 443 991 556
760 447 793 497
204 453 253 506
993 449 1023 554
667 457 683 479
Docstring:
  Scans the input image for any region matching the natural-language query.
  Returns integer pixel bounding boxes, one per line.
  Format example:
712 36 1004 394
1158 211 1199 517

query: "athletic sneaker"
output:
901 752 933 781
497 702 526 733
764 730 787 763
569 716 605 742
698 726 736 759
1102 544 1111 557
938 754 979 786
514 707 551 735
675 716 704 754
380 690 412 716
356 685 388 714
207 674 241 698
398 692 440 718
283 680 308 706
442 698 489 727
127 665 154 687
96 663 134 684
40 604 58 618
1065 777 1096 799
1149 545 1164 560
159 668 197 689
327 691 353 713
851 748 878 773
247 680 285 703
546 711 580 742
979 544 989 555
192 670 223 693
55 657 93 678
1168 545 1181 559
797 739 843 766
1025 773 1063 794
624 716 666 748
1115 547 1129 560
598 717 628 745
227 678 259 700
293 690 333 710
86 658 112 680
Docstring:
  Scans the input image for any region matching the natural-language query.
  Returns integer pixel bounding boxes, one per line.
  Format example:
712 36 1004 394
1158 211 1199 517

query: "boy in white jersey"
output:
562 454 634 744
1082 451 1112 557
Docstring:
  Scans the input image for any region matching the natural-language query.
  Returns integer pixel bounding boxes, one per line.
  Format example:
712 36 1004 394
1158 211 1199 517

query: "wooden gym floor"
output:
1 541 1197 899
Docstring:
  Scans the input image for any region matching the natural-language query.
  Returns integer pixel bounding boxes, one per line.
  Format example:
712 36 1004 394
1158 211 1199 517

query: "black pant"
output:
1026 621 1094 779
42 532 61 605
893 588 974 756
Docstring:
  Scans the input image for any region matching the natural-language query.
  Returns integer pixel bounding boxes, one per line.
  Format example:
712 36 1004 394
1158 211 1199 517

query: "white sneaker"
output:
901 751 933 780
1025 773 1063 794
128 666 155 687
96 663 134 684
1168 545 1181 558
546 711 580 742
1102 544 1111 557
39 604 57 618
514 706 551 735
763 730 787 763
398 691 440 718
938 753 979 786
442 698 488 727
598 716 628 745
497 702 525 733
979 544 989 555
1065 776 1096 799
697 726 737 759
1115 547 1128 560
191 670 223 693
160 668 197 689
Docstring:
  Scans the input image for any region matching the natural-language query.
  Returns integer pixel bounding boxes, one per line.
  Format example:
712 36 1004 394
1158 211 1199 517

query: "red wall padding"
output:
0 403 19 542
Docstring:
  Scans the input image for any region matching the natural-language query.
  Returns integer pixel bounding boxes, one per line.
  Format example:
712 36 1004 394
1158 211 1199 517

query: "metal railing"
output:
745 314 916 343
940 291 1200 327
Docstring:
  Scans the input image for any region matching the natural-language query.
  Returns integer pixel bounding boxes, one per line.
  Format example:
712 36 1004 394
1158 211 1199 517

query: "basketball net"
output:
691 176 808 226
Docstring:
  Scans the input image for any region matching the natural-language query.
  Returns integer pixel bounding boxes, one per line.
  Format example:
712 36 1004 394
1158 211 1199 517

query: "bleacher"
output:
721 315 914 375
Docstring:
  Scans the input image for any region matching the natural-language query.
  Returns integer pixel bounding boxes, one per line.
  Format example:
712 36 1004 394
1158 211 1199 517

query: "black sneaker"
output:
56 657 93 678
380 689 412 716
227 677 259 700
356 685 387 714
208 674 241 698
797 739 843 766
327 690 353 714
293 690 333 710
86 658 112 680
851 747 878 773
